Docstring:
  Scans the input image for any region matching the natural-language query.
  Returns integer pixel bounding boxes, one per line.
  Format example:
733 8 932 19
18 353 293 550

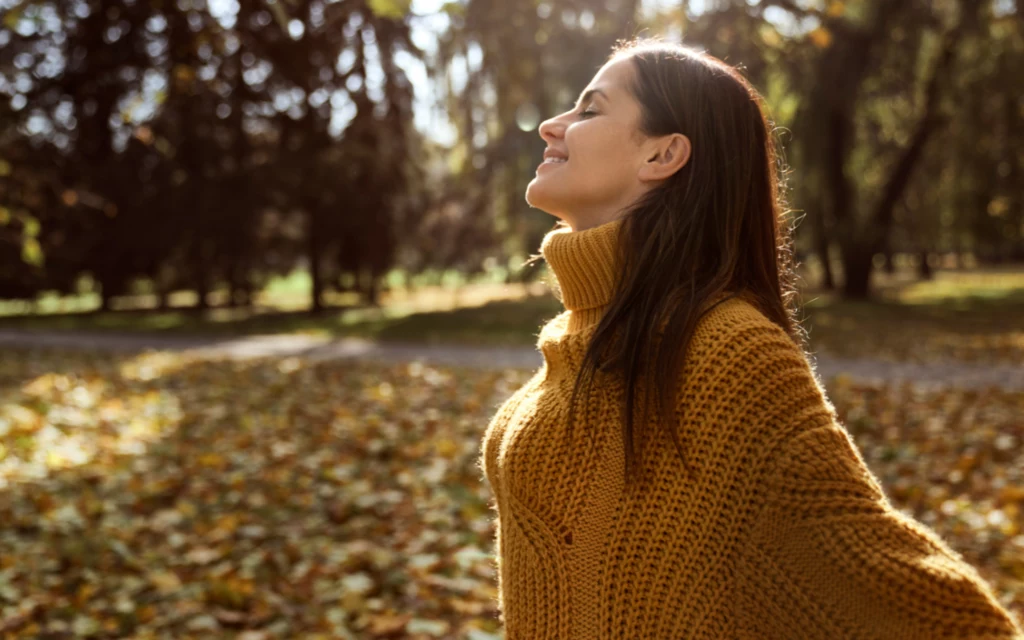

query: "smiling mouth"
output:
541 157 568 165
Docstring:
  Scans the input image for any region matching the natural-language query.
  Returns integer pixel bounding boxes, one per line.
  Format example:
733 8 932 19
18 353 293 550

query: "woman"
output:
477 37 1023 639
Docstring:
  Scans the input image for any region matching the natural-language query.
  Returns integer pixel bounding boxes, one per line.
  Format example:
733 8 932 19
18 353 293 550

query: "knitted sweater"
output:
478 216 1023 639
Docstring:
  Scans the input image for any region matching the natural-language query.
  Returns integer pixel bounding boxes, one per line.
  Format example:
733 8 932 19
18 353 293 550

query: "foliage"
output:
0 0 425 310
436 0 1024 295
0 0 1022 309
0 349 1021 637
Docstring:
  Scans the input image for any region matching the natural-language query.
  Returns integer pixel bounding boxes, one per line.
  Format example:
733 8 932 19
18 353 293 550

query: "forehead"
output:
583 56 634 97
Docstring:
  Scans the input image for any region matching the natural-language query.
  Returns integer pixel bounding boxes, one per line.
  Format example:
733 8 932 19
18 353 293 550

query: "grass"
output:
795 265 1024 363
0 281 563 344
1 264 1022 363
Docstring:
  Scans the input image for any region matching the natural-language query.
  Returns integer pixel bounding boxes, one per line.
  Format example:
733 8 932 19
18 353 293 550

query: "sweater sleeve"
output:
735 420 1024 640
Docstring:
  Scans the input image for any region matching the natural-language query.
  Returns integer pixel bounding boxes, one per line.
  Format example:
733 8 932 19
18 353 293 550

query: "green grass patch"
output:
1 266 1022 362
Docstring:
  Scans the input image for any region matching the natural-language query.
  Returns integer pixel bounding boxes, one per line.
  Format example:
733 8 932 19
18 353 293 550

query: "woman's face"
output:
526 56 653 232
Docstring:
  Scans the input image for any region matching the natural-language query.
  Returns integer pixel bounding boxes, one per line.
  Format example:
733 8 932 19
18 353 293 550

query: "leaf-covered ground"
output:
0 348 1021 638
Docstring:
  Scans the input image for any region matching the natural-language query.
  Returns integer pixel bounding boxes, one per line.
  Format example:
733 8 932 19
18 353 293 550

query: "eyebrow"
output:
575 88 609 108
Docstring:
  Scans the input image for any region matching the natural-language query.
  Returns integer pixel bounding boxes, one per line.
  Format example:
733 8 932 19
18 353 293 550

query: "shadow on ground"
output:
1 285 1022 362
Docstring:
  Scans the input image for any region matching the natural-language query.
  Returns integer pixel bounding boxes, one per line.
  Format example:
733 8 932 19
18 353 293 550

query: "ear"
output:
637 133 691 182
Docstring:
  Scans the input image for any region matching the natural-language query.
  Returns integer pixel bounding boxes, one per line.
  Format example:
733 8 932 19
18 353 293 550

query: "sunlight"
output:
0 354 188 487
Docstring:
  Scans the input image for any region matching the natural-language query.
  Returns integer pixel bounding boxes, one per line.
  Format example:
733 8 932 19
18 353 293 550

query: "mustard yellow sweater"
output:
478 216 1023 639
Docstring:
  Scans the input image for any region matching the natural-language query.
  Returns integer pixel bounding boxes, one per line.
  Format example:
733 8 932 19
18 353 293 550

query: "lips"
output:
539 149 568 172
537 157 566 172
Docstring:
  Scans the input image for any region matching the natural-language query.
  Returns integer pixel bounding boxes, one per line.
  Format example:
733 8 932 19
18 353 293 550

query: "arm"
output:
734 421 1024 639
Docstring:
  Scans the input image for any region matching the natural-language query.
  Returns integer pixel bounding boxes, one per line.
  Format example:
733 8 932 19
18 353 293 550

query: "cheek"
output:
569 125 631 172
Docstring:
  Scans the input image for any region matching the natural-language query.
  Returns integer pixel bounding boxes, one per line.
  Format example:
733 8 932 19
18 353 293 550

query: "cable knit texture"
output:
478 215 1024 639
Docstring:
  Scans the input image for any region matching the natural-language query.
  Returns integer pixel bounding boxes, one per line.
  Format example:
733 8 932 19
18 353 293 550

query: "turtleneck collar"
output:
539 216 625 334
538 216 746 338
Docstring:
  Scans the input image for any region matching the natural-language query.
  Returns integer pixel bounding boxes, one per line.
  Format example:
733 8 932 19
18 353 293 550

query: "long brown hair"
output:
558 37 807 494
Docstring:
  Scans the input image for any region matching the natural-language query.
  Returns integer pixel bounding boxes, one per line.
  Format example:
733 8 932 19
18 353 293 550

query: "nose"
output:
538 113 566 144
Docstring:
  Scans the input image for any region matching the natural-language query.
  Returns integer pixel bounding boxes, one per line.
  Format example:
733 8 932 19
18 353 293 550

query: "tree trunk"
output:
194 264 209 311
228 263 250 308
309 214 324 314
917 249 933 279
882 235 896 275
813 222 835 290
840 243 874 299
366 272 380 307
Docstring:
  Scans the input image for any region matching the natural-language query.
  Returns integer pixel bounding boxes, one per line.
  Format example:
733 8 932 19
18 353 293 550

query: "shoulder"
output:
690 292 804 366
650 289 812 378
677 292 838 427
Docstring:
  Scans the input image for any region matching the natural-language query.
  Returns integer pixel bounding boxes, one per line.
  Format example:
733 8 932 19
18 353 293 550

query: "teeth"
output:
543 157 567 163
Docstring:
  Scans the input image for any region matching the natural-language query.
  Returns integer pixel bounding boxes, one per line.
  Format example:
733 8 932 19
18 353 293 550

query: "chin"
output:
525 179 567 216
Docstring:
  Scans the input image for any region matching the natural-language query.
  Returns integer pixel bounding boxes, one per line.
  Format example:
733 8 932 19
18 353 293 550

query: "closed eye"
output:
578 109 597 119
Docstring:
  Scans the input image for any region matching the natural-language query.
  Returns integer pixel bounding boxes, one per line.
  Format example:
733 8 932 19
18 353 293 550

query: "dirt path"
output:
1 329 1021 391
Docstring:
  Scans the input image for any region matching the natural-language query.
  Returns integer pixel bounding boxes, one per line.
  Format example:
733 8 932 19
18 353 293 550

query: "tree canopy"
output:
1 0 1021 308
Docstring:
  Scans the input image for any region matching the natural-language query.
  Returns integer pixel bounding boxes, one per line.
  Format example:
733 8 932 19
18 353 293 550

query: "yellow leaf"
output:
22 237 43 266
999 486 1024 503
6 404 40 430
21 214 39 237
215 513 240 533
435 438 458 457
134 126 154 145
761 26 782 48
367 612 412 635
46 450 70 469
76 583 98 605
148 571 182 594
173 64 195 85
809 26 832 49
2 7 21 31
367 0 411 19
199 452 225 468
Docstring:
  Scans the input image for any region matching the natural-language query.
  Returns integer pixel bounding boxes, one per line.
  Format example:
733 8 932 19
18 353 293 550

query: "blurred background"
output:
0 0 1022 638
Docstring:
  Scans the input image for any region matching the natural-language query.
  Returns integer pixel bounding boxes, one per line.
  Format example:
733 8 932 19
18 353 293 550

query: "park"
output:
1 0 1022 638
